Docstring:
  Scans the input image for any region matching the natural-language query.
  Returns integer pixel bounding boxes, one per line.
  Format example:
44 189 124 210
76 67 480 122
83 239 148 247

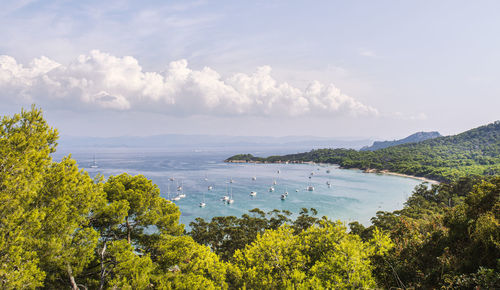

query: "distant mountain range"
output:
58 134 372 151
360 131 442 151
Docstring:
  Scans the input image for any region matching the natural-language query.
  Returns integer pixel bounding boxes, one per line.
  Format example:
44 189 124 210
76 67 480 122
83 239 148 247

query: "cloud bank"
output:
0 50 378 117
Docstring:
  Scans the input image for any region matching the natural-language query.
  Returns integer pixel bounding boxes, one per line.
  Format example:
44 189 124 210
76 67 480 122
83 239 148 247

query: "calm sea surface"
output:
54 147 422 228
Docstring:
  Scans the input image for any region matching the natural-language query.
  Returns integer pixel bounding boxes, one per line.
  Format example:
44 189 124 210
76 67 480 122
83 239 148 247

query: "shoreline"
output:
225 159 441 184
362 168 440 184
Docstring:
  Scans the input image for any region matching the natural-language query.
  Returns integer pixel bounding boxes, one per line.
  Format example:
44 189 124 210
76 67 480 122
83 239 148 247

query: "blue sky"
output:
0 0 499 139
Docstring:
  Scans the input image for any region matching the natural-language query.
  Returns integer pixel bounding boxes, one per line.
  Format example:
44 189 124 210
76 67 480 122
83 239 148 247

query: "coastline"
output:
362 168 440 184
225 159 441 184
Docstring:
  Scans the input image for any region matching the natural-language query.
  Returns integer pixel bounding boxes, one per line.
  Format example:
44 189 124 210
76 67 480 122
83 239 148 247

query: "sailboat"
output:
199 189 206 207
269 186 275 192
221 184 230 202
250 191 257 196
280 194 287 200
90 154 98 168
177 181 186 198
227 184 234 204
169 179 180 201
252 176 257 181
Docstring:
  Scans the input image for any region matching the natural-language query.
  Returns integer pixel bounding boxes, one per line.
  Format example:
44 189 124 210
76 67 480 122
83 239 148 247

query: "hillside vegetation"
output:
227 121 500 182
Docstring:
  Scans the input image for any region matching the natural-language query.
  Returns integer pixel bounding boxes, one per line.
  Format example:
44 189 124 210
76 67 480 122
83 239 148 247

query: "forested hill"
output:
360 131 441 151
226 121 500 182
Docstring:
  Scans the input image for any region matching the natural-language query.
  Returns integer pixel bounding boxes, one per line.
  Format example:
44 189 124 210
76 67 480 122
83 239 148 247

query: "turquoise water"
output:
55 148 422 228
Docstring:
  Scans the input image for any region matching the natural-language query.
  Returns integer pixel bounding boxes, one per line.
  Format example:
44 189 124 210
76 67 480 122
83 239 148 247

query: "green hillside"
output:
226 121 500 182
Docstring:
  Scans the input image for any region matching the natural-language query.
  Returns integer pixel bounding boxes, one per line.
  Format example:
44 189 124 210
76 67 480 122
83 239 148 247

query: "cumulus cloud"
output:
0 50 378 117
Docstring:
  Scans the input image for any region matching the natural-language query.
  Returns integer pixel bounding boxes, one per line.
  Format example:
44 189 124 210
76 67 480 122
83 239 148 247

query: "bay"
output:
54 147 422 229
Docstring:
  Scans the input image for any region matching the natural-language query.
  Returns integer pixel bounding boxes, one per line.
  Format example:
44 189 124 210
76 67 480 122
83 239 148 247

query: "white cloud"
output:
0 50 378 117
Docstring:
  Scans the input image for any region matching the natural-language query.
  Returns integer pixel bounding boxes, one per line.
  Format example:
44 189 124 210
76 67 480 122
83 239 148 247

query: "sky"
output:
0 0 499 139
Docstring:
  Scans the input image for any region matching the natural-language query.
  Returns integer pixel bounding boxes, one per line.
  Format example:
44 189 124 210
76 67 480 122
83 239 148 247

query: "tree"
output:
103 173 183 246
32 157 104 289
0 106 57 288
231 220 393 289
151 235 228 289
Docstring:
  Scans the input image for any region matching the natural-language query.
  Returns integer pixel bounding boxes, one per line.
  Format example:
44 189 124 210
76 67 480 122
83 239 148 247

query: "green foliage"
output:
354 176 500 289
104 240 154 289
0 106 57 288
104 173 184 245
231 220 392 289
189 208 318 261
151 235 228 289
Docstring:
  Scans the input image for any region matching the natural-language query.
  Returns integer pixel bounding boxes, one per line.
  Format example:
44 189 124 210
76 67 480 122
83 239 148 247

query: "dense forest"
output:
1 107 498 289
227 121 500 182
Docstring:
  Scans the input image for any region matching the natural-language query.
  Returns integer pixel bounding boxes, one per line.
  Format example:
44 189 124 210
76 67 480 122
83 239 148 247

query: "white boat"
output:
280 194 287 200
295 189 299 192
273 180 277 185
178 193 186 198
227 186 234 204
200 189 207 207
208 186 213 191
252 177 257 181
326 169 331 174
169 177 175 181
269 187 275 192
307 185 314 191
90 154 98 168
172 196 181 201
326 181 331 186
250 191 257 196
310 172 314 176
221 196 230 201
229 178 234 183
284 191 288 196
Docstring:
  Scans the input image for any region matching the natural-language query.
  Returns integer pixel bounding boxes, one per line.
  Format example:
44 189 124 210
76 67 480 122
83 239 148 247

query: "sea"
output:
53 147 423 229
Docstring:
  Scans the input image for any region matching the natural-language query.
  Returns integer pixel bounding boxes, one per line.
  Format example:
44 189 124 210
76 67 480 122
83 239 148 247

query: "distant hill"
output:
226 121 500 182
360 131 441 151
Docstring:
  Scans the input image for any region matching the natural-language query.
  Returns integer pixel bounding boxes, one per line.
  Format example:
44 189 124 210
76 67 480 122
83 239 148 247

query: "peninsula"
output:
226 121 500 183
